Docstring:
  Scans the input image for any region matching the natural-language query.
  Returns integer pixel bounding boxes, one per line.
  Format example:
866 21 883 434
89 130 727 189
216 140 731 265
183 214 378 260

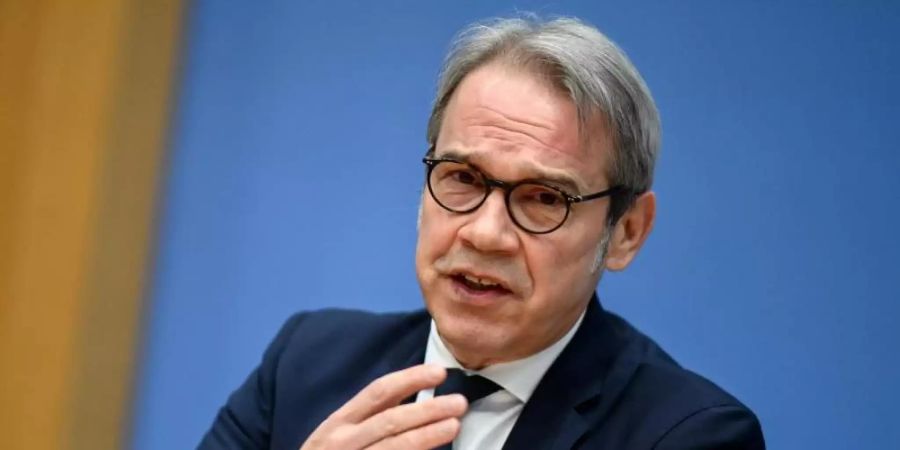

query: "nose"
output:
456 189 520 254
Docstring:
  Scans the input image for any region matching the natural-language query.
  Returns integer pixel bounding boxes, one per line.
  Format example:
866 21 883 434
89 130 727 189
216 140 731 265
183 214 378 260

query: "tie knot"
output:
434 368 502 404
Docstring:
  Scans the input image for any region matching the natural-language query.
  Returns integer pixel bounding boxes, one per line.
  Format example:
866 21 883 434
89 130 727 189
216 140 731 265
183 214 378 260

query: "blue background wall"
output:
132 1 900 449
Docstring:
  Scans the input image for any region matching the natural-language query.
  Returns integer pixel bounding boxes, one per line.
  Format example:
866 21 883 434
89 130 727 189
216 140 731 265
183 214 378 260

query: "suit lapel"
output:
502 295 635 450
369 310 431 405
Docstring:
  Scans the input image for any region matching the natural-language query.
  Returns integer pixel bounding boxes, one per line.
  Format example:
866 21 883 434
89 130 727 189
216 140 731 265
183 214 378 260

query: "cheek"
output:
525 244 559 286
525 235 597 292
416 202 457 268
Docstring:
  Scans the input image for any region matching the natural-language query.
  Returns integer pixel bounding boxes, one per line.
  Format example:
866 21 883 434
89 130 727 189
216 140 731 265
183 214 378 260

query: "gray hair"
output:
426 16 661 222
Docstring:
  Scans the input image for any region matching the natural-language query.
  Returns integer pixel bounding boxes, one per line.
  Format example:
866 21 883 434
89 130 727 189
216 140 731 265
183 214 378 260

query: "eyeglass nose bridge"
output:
475 177 526 228
483 177 511 193
479 177 516 207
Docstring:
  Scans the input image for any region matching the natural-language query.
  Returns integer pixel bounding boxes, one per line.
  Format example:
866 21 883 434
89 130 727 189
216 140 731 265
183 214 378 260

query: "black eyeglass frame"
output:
422 156 628 234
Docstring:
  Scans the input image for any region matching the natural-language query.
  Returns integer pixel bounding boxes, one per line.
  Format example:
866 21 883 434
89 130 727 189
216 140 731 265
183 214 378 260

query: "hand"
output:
300 364 467 450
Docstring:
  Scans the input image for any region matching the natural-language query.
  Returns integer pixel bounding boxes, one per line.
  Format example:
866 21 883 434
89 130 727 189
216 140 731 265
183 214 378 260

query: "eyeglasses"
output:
423 157 625 234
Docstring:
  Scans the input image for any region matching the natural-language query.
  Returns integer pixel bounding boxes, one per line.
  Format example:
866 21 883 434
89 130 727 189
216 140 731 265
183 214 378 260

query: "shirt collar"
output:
423 309 586 403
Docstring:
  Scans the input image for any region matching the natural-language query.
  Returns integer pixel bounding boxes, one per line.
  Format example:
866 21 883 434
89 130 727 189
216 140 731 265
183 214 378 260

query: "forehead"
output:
436 61 611 192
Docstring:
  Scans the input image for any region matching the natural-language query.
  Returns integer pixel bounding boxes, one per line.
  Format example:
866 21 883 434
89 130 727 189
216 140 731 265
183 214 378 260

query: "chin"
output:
432 307 513 366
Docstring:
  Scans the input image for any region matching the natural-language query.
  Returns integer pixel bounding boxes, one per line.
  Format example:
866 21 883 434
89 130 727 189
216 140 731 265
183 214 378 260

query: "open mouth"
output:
450 273 511 295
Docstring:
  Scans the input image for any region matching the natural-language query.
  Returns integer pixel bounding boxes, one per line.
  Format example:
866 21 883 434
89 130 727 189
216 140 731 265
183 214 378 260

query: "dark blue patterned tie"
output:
432 368 503 450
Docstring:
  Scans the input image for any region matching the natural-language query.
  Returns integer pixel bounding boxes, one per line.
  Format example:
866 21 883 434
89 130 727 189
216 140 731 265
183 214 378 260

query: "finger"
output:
347 394 467 449
332 364 447 423
366 417 460 450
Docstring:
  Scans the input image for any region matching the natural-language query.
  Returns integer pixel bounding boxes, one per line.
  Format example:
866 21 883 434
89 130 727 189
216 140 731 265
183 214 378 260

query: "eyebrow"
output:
436 149 585 194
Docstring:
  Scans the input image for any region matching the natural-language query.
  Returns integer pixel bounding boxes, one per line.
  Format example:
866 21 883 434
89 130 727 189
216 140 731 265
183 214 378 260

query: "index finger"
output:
332 364 446 423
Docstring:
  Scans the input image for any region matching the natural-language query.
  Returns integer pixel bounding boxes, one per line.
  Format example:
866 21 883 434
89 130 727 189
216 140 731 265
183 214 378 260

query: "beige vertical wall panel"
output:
0 0 184 449
70 0 184 447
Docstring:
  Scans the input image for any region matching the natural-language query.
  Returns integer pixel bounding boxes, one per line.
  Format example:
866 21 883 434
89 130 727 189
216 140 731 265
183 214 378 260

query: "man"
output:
200 16 765 450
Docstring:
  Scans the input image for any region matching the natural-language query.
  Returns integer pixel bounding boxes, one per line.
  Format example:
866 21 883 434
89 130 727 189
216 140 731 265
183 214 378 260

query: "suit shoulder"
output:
605 311 749 408
269 307 430 376
278 307 429 346
602 312 762 444
287 307 427 328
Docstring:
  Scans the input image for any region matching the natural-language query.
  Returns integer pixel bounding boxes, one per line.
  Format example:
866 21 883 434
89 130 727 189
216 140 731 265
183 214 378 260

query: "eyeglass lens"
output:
427 160 569 233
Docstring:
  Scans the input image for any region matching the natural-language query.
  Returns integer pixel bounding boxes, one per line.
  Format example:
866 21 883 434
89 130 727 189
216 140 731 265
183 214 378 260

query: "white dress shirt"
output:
414 311 586 450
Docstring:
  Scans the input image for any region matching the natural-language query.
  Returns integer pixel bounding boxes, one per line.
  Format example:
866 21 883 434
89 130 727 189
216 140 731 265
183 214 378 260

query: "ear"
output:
605 191 656 271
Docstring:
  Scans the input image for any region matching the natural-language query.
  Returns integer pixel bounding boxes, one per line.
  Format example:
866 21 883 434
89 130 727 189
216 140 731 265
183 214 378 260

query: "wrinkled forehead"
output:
486 54 617 163
436 61 614 191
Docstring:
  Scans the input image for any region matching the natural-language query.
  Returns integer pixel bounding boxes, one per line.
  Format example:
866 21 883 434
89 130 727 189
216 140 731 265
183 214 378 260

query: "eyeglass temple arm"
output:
570 186 628 203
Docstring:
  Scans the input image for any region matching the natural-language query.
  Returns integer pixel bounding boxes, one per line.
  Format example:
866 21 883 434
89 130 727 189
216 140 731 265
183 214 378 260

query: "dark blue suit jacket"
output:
199 296 765 449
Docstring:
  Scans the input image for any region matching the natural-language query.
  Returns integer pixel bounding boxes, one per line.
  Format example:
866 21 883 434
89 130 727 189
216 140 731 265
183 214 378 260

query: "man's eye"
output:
451 170 477 185
537 192 560 205
516 186 564 207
